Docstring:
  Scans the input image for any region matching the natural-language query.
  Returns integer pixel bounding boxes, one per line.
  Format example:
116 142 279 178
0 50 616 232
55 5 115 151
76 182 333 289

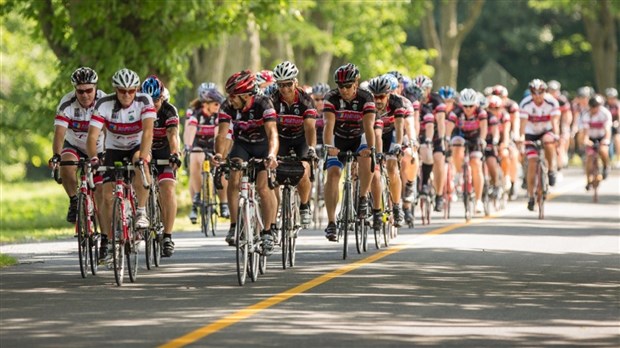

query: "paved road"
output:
1 168 619 347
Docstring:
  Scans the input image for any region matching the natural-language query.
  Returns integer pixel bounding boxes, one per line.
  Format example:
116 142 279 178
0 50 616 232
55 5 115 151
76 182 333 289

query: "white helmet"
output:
273 61 299 81
413 75 433 90
459 88 478 106
112 68 140 88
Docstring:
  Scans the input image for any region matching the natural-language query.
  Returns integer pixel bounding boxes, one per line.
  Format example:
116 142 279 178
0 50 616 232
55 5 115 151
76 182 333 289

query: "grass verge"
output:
0 253 17 267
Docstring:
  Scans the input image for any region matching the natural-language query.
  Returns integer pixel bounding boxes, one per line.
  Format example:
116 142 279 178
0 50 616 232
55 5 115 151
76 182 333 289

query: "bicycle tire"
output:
235 198 248 286
89 212 100 276
444 163 453 219
463 164 472 222
341 182 351 260
537 161 546 220
249 225 259 283
76 194 89 278
153 233 161 267
281 188 290 270
383 215 391 248
111 198 125 286
126 236 138 283
482 180 491 217
201 172 210 237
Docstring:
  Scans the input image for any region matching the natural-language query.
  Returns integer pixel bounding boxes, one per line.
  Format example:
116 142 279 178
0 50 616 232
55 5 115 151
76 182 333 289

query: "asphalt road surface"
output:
1 168 619 347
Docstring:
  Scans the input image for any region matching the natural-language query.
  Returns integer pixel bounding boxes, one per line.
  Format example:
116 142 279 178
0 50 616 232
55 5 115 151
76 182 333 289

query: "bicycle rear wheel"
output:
89 213 100 276
235 199 249 286
537 163 546 220
76 194 89 278
111 198 125 286
281 189 290 270
126 236 138 283
463 165 473 222
153 233 161 267
341 183 351 260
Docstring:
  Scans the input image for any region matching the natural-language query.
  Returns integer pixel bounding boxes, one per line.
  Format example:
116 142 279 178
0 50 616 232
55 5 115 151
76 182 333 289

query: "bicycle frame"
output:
336 151 357 260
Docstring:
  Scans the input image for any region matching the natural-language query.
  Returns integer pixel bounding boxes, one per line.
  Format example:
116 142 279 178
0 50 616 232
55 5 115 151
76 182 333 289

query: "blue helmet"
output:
141 75 164 100
383 74 399 92
438 86 456 100
263 83 278 97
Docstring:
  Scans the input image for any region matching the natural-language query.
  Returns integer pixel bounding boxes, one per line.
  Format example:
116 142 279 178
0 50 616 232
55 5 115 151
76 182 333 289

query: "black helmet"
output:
334 63 360 84
589 94 604 108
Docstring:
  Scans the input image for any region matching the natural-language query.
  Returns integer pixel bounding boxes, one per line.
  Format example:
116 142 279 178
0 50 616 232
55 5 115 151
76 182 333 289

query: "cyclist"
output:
323 63 377 241
546 80 573 172
485 95 511 199
439 86 457 114
270 60 318 226
312 83 331 149
368 74 409 228
256 69 275 91
141 76 181 257
387 70 405 96
184 83 230 223
213 70 279 254
414 75 447 212
491 85 520 199
87 68 156 262
50 67 106 224
402 82 423 225
604 88 619 166
579 94 612 187
571 87 594 160
519 79 560 211
446 88 488 213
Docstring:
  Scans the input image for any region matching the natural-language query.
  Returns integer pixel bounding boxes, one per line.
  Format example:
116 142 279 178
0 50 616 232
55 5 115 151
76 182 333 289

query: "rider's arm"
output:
166 126 180 155
363 111 376 148
303 114 317 148
214 121 229 157
139 118 155 162
323 111 336 148
52 125 67 156
436 111 446 139
183 117 198 151
264 120 279 159
480 118 488 141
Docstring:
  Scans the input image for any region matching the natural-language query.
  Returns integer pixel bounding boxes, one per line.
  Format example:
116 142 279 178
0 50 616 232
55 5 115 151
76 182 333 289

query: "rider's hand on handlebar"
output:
169 153 182 170
266 154 278 169
89 156 100 170
48 154 61 168
212 153 223 167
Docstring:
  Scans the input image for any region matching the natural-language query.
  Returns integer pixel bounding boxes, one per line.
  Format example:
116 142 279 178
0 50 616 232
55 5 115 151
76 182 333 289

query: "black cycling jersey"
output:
323 88 376 139
374 94 409 135
153 101 179 150
271 88 317 140
218 94 277 144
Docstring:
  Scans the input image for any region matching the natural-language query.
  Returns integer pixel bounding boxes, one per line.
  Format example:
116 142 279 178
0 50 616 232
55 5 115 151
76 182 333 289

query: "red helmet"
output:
334 63 360 84
488 95 503 108
491 84 508 97
225 70 256 95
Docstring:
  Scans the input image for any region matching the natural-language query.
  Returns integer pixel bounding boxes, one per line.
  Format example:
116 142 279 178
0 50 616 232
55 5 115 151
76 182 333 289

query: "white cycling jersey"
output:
89 93 157 151
519 93 560 135
54 89 107 154
579 106 612 140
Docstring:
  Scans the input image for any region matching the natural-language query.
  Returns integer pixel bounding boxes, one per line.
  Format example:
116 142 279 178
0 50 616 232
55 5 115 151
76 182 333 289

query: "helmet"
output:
71 67 98 86
334 63 360 84
413 75 433 90
384 74 399 91
202 88 225 104
483 86 493 96
405 83 424 102
488 95 503 109
576 86 593 98
492 84 508 97
311 83 330 97
141 75 164 100
478 92 488 108
459 88 478 106
225 70 256 95
112 68 140 88
273 61 299 81
263 83 278 97
255 70 274 85
605 87 618 98
386 70 404 83
589 94 604 108
161 87 170 102
368 75 392 95
197 82 218 101
528 79 547 94
438 86 456 100
547 80 561 91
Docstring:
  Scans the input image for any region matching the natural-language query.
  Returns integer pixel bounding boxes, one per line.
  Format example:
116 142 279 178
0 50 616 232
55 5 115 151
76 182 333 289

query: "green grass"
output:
0 253 17 267
0 180 196 243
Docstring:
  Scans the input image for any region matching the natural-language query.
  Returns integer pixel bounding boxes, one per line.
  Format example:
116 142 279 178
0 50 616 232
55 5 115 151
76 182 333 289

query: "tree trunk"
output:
420 0 485 88
246 15 261 72
582 0 617 92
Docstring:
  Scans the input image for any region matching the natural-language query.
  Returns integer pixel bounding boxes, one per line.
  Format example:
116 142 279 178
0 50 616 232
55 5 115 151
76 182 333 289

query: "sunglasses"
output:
531 90 545 95
337 83 354 90
76 88 94 95
313 97 324 102
117 88 137 95
277 81 294 88
463 105 476 109
374 94 388 101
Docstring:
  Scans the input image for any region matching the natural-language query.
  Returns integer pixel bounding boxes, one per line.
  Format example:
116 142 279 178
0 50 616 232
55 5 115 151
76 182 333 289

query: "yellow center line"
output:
160 180 576 348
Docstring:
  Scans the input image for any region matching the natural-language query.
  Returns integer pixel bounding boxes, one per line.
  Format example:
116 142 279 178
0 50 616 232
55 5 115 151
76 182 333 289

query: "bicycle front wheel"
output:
281 189 290 270
235 199 249 286
76 194 89 278
111 198 125 286
537 163 546 220
89 211 100 276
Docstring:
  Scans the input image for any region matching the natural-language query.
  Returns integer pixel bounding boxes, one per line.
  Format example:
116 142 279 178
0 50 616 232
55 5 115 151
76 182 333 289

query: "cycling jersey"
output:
218 94 277 144
605 100 619 135
419 92 446 136
271 88 317 140
90 93 157 151
187 107 218 151
448 105 488 140
579 106 612 140
489 109 511 142
503 98 519 115
323 88 376 139
55 89 107 154
374 94 410 135
153 101 179 150
519 94 560 136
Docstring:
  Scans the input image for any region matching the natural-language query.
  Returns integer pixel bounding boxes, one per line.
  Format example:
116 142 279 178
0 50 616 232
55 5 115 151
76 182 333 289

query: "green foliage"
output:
0 254 18 268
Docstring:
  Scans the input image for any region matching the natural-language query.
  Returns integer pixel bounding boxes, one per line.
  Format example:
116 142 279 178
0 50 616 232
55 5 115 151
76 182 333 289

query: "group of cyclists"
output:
50 62 618 266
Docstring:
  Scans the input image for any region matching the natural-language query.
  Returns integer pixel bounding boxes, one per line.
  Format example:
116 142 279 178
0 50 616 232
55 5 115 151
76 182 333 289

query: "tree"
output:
529 0 619 92
419 0 485 87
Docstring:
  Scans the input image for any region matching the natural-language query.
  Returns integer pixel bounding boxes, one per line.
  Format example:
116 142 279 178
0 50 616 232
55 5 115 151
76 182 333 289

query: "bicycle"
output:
375 154 394 249
101 159 144 286
312 146 325 230
54 158 101 278
526 140 548 219
274 154 306 269
231 158 271 286
418 173 435 225
457 142 475 222
443 149 454 219
144 159 168 270
585 141 602 203
200 154 219 237
481 158 491 217
335 151 358 260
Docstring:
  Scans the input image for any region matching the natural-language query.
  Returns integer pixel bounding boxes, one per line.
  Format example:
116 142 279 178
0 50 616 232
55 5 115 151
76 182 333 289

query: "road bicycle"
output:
54 158 101 278
274 154 306 269
144 159 170 270
335 151 358 260
443 149 455 219
200 154 219 237
526 140 548 219
585 141 603 203
311 146 325 230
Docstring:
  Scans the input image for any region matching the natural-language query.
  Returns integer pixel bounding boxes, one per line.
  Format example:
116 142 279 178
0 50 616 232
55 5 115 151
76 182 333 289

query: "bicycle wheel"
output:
281 188 290 270
482 180 491 217
111 198 125 286
341 182 351 260
201 172 210 237
76 194 89 278
152 233 161 267
382 213 391 248
248 220 260 282
537 162 546 220
463 165 473 222
89 210 100 276
235 199 249 286
126 235 138 283
444 164 453 219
